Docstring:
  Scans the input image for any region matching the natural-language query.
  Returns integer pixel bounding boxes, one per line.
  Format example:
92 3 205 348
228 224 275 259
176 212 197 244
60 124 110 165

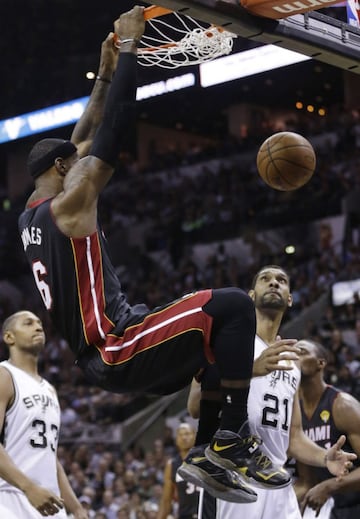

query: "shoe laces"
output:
242 434 263 448
242 435 273 469
254 451 272 469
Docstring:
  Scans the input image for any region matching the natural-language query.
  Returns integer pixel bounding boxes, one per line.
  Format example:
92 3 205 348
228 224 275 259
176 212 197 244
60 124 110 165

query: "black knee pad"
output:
203 287 254 322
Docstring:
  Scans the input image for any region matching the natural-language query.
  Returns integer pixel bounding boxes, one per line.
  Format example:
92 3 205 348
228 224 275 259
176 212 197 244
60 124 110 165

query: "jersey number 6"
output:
33 260 53 310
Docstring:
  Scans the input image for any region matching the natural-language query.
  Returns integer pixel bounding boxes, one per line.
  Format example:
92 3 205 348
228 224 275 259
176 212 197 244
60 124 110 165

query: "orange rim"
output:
114 6 225 54
140 26 224 53
144 5 173 20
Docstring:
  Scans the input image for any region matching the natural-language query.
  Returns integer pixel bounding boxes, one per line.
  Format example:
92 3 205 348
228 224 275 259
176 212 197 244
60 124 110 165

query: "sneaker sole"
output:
204 447 291 490
177 463 257 503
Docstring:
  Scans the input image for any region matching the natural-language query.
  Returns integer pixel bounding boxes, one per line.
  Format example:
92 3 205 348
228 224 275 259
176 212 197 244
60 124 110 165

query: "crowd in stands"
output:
1 104 360 516
57 431 181 518
0 4 359 517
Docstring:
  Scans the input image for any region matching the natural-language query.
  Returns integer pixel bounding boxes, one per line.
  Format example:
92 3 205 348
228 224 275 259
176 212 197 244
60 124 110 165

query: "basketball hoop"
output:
116 5 236 69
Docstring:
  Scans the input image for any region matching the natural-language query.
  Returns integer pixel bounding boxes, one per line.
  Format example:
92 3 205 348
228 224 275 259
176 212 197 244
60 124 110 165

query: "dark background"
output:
0 0 348 137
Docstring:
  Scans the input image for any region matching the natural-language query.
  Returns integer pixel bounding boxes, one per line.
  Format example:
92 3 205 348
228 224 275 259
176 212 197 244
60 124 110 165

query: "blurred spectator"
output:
342 345 360 377
98 489 120 519
328 328 348 371
123 469 139 495
117 505 131 518
95 454 116 490
343 317 360 354
333 365 355 394
113 477 130 508
137 470 156 501
73 444 92 471
79 495 96 518
123 448 144 472
67 461 89 496
3 108 360 518
143 501 159 519
60 396 79 424
317 305 337 341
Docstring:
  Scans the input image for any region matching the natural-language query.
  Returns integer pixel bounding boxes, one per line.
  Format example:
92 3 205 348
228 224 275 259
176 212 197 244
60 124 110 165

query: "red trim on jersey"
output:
71 233 114 345
27 197 52 209
97 290 214 365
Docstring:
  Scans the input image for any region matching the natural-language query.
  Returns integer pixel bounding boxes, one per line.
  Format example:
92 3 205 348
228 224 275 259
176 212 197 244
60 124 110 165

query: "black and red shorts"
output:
78 290 213 394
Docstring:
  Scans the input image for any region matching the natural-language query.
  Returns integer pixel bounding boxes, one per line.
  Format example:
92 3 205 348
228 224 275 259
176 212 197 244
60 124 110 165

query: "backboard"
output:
143 0 360 73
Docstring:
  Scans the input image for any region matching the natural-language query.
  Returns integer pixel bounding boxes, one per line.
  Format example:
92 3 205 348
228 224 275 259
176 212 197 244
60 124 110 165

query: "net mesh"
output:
137 11 236 68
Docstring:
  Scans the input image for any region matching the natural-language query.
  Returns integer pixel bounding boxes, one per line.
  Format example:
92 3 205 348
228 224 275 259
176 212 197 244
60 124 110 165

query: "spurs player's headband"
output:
29 140 77 179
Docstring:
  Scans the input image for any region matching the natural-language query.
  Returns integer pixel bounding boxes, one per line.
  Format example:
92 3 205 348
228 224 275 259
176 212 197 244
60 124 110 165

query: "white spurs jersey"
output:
0 361 61 495
216 336 302 519
247 335 301 466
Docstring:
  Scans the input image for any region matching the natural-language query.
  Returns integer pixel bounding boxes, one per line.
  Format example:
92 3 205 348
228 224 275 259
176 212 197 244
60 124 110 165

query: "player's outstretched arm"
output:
52 6 145 237
324 434 357 477
289 394 357 475
313 392 360 487
71 32 119 158
297 392 360 516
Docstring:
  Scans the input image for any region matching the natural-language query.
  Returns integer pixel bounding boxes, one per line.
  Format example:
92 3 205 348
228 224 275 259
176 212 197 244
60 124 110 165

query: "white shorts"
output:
216 485 301 519
302 497 334 519
0 491 68 519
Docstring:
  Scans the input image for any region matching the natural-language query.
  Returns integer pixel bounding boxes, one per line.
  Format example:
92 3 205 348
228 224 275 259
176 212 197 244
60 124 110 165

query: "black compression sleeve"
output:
90 52 137 167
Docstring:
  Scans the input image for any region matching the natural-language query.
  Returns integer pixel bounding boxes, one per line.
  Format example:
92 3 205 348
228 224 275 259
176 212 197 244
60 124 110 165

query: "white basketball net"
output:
137 12 236 68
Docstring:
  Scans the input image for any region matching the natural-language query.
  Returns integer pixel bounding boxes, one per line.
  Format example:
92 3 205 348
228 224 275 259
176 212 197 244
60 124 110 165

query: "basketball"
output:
256 132 316 191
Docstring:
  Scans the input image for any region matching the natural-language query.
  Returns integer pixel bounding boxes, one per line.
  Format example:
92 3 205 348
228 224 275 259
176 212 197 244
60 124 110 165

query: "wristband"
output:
118 38 139 46
96 75 111 84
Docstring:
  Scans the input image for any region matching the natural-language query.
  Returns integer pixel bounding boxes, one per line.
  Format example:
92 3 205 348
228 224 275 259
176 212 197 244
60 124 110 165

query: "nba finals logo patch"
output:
320 410 330 423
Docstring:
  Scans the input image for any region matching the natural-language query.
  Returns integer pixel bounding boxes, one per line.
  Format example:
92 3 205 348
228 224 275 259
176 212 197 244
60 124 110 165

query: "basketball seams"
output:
256 131 316 191
265 139 274 187
270 160 303 189
268 140 313 189
273 158 315 173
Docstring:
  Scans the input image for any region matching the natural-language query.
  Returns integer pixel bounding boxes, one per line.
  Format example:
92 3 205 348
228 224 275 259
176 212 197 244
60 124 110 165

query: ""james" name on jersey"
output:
21 226 42 251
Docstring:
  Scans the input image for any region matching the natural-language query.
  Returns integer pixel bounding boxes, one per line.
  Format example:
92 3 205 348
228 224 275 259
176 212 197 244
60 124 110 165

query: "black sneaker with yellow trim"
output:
177 444 257 503
205 423 291 489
